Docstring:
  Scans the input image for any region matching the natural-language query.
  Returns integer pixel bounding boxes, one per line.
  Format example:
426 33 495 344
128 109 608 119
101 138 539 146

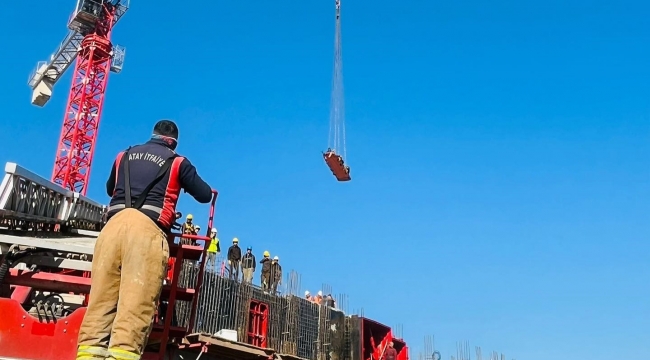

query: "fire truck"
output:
0 162 409 359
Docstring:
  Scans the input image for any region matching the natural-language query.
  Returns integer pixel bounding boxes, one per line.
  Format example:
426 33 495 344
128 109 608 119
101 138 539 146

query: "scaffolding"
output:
169 261 349 360
281 271 301 355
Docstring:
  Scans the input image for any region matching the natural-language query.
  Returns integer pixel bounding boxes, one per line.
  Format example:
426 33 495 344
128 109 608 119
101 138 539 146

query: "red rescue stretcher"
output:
323 149 351 181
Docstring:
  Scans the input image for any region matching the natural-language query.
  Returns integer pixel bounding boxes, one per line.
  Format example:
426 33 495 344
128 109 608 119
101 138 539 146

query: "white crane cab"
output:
68 0 104 33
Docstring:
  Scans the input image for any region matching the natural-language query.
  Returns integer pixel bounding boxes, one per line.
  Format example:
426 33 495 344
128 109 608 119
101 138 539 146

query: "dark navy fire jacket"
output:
105 138 212 232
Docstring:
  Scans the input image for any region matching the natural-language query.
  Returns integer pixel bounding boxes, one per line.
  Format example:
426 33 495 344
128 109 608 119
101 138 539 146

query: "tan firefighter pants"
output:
77 208 169 360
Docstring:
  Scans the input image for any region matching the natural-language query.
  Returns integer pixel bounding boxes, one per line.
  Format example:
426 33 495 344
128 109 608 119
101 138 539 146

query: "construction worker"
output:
206 228 220 271
380 341 398 360
227 237 241 281
270 256 282 294
304 290 312 301
182 214 196 234
260 251 271 291
76 120 212 360
241 247 256 283
314 290 324 304
181 214 196 245
326 294 336 308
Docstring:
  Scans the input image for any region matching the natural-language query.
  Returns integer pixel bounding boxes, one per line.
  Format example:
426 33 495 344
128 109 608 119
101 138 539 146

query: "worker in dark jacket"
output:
326 294 336 308
76 120 212 360
270 256 282 294
227 238 242 281
241 247 256 283
380 342 398 360
259 251 271 290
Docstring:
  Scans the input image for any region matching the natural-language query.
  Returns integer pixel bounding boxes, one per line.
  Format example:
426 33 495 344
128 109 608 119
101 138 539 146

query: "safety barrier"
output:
0 162 105 229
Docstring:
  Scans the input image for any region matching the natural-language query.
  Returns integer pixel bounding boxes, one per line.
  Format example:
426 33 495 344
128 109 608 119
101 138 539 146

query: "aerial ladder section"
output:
0 161 221 360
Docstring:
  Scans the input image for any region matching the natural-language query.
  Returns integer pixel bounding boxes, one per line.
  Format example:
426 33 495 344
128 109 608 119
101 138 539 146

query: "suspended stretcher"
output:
324 0 351 182
323 148 351 181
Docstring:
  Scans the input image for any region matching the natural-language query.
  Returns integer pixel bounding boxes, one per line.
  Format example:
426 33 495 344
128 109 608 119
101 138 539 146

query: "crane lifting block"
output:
323 150 351 182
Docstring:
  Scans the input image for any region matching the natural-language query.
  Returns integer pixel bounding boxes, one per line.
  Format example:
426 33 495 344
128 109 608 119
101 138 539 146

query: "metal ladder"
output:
143 191 218 360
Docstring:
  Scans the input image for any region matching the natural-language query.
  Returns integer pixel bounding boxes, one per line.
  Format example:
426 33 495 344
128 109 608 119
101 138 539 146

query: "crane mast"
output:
28 0 129 195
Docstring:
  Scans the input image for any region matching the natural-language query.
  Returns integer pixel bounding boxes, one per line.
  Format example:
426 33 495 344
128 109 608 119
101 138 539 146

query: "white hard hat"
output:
318 291 323 296
305 290 310 296
211 228 217 233
273 256 279 260
196 225 201 229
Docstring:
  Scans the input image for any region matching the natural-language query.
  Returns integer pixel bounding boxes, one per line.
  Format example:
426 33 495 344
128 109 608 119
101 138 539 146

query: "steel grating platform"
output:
0 162 106 230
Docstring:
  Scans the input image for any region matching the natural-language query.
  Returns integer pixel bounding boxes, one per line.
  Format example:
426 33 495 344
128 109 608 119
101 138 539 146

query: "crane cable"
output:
328 0 347 162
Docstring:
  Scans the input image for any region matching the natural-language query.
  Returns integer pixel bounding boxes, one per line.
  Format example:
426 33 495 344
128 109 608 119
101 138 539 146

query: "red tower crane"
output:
28 0 129 195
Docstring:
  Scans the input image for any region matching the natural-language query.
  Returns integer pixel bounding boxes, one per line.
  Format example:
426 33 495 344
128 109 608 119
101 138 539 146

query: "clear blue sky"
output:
1 0 649 359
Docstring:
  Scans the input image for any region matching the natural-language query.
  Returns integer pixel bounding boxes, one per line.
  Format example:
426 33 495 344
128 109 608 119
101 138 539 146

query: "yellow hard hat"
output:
232 237 239 243
186 214 193 220
263 251 270 257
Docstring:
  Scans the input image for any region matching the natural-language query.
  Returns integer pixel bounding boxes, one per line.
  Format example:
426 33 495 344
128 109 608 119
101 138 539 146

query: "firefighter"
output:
270 256 282 294
76 120 212 360
380 341 398 360
206 228 220 271
241 247 256 283
227 237 241 281
260 251 271 290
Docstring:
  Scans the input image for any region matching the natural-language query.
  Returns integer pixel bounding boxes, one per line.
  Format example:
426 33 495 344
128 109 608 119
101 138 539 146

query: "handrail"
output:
0 162 105 228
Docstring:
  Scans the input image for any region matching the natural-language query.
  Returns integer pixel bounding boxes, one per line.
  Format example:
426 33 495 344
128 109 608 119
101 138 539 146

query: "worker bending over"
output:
326 294 336 308
76 120 212 360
